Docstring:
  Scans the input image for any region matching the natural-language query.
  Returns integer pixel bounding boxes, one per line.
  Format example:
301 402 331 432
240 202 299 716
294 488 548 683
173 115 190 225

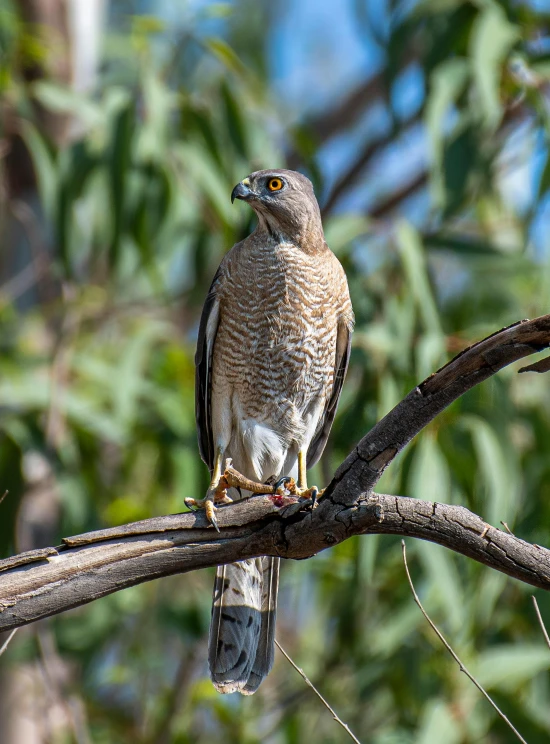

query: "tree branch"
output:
1 315 550 632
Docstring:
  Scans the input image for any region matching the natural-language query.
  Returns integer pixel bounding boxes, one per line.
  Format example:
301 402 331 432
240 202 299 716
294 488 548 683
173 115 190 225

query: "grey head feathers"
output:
231 168 325 250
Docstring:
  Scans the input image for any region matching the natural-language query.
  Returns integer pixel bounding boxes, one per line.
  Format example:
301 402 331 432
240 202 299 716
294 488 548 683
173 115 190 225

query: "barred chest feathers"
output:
211 235 350 481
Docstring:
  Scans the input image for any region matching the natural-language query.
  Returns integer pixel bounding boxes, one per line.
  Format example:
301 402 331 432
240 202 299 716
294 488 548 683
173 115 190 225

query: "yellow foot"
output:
296 485 321 509
275 478 322 509
184 478 232 532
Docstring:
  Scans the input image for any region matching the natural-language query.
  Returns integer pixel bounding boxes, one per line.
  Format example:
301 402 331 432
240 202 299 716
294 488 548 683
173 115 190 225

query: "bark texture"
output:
1 315 550 632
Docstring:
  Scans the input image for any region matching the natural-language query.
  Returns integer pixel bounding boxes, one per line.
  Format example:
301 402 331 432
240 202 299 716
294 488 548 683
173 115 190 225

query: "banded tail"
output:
208 556 279 695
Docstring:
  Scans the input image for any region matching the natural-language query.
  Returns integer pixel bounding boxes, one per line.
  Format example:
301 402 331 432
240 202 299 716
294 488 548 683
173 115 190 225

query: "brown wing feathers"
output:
195 269 222 472
306 318 352 468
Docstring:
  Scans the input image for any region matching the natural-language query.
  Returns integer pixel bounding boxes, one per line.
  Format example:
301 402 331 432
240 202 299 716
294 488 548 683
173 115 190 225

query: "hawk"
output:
187 169 354 694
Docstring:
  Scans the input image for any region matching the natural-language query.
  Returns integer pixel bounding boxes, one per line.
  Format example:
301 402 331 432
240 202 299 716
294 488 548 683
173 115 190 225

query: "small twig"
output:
0 490 8 507
532 596 550 652
0 628 18 658
401 541 527 744
275 639 361 744
501 521 514 535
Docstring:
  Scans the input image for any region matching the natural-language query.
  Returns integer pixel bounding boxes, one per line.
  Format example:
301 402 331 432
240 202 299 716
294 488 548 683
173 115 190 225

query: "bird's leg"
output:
298 451 308 492
185 450 323 525
184 447 232 531
283 451 321 508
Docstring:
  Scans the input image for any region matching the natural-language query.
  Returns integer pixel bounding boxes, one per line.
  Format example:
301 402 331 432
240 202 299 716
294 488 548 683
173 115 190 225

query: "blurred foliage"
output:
1 0 550 742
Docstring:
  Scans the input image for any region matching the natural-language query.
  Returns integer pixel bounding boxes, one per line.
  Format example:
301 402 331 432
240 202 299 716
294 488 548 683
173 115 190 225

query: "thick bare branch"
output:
328 315 550 506
1 314 550 632
0 492 549 633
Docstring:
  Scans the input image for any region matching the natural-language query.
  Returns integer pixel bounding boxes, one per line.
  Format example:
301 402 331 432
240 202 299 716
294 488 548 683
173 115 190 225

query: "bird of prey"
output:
187 169 354 695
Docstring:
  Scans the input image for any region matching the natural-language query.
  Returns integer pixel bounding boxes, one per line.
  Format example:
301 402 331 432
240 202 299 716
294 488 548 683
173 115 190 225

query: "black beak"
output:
231 181 252 204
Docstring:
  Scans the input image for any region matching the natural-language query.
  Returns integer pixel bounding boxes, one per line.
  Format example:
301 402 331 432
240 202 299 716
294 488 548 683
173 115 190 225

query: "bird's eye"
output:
267 177 283 192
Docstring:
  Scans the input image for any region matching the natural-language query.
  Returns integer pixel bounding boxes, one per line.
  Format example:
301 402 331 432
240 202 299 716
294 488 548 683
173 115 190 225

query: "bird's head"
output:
231 169 324 248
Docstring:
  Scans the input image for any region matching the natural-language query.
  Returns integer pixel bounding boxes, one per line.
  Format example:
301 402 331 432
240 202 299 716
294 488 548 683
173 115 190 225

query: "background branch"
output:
275 640 362 744
532 596 550 652
402 541 528 744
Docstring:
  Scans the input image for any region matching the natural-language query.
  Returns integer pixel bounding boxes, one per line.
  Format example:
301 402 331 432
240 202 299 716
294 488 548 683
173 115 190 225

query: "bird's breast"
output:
213 243 341 425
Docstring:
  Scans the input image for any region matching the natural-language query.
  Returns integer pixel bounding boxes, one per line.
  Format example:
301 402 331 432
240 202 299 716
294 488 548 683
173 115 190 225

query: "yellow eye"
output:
267 177 283 192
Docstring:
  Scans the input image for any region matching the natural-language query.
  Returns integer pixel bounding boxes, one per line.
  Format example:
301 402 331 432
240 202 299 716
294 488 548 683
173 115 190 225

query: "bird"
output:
186 168 354 695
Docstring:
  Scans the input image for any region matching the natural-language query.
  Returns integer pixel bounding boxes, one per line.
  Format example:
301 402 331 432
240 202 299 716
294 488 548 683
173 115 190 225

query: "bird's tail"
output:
208 556 279 695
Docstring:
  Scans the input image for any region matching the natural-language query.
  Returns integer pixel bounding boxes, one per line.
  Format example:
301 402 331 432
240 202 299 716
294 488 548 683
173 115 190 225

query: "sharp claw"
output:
205 499 220 531
186 483 228 528
273 476 292 493
309 487 319 510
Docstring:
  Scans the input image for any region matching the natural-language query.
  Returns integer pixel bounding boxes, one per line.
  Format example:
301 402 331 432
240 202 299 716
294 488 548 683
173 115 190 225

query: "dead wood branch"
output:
1 315 550 632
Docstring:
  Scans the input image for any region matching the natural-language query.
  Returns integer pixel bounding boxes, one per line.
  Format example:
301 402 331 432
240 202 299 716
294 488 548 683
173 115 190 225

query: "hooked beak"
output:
231 180 252 204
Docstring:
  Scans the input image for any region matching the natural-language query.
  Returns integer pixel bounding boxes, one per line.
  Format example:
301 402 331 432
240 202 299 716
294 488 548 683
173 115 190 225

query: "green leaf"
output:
424 234 504 256
409 435 451 505
112 325 167 427
324 215 370 254
475 569 509 628
174 142 235 224
370 604 421 657
473 645 550 690
221 81 248 159
415 332 447 381
425 58 469 208
536 148 550 201
470 3 519 128
416 699 463 744
415 540 465 635
180 103 224 169
131 161 172 266
396 222 443 336
201 3 234 19
56 140 99 274
20 121 57 220
532 60 550 79
131 15 166 36
205 38 246 77
109 97 136 267
32 81 103 126
461 415 517 524
0 433 23 557
441 123 478 218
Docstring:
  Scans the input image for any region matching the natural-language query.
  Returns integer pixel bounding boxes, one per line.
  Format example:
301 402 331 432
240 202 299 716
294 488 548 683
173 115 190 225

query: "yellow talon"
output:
185 447 233 529
205 499 219 532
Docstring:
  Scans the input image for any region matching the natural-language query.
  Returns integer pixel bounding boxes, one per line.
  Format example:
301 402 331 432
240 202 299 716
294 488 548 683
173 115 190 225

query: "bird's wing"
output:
306 317 352 468
195 268 222 472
